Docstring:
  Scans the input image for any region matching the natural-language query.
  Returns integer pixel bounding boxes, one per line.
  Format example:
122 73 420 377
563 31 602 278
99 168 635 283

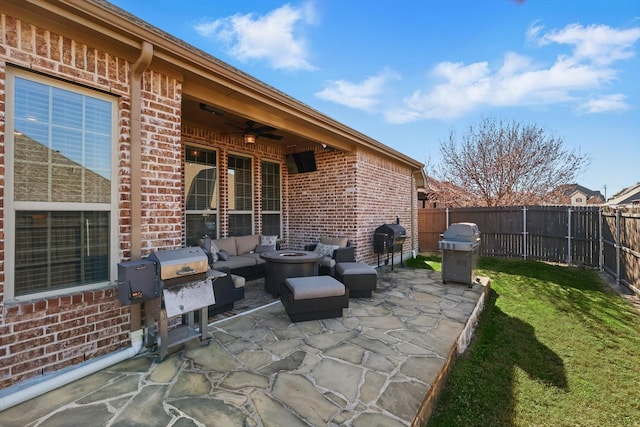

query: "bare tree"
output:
431 117 590 207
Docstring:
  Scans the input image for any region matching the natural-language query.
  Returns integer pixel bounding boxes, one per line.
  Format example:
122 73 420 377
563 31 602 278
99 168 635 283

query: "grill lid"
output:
148 247 208 280
374 223 407 238
441 222 480 243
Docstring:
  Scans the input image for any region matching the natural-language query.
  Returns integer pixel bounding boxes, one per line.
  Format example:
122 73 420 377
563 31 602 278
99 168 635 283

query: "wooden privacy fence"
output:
601 206 640 295
419 205 640 295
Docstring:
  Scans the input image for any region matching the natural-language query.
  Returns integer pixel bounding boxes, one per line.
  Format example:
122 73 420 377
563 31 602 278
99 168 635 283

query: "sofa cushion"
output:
235 234 261 255
213 255 256 270
255 244 274 254
239 253 266 265
314 242 340 256
213 238 237 256
285 276 345 300
230 274 246 289
318 256 336 268
336 262 377 276
320 236 349 247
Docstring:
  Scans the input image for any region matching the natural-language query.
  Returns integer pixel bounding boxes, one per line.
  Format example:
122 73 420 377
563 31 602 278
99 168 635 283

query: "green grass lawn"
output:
418 256 640 427
405 253 442 271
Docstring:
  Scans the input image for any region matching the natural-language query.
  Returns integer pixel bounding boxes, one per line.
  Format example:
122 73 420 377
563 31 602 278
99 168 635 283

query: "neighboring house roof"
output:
606 182 640 206
555 184 605 205
559 183 604 200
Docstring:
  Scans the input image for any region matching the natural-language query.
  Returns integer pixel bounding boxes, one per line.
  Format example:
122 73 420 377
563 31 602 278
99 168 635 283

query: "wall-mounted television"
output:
285 151 317 174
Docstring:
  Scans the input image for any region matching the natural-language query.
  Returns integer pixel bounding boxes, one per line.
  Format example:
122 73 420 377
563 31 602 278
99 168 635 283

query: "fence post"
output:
446 207 450 228
598 208 604 271
567 208 572 265
616 209 621 286
523 206 528 260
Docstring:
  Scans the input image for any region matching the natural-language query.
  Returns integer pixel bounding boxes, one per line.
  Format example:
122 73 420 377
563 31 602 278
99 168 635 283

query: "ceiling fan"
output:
226 120 284 143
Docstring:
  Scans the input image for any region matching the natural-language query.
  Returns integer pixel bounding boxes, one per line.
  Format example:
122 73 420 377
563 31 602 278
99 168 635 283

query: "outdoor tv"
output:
285 151 317 174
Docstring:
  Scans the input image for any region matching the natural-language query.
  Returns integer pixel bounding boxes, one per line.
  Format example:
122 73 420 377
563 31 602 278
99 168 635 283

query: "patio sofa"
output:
304 236 355 276
199 234 278 280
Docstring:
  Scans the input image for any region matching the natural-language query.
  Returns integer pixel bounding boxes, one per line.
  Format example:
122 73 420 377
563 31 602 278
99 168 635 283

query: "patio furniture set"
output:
199 234 378 322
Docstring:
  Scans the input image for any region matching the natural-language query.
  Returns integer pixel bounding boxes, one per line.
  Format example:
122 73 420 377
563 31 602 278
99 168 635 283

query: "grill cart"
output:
438 222 480 287
119 246 220 360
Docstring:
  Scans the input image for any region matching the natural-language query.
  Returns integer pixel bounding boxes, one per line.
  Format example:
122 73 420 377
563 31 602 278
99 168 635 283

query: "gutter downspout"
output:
413 169 426 258
0 42 155 412
128 41 154 333
131 41 154 261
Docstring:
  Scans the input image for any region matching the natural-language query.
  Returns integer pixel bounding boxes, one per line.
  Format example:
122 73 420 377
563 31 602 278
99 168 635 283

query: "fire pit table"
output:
261 250 322 297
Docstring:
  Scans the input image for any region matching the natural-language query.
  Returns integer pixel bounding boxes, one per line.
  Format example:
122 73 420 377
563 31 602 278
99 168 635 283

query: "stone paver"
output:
0 267 489 426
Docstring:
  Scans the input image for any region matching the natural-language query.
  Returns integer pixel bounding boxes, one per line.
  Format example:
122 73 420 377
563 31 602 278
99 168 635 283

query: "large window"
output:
7 69 116 298
227 154 253 236
185 147 218 245
261 161 281 237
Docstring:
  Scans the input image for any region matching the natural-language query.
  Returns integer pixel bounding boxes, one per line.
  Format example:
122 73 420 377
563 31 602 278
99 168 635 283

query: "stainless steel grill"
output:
373 222 407 269
148 247 214 360
148 246 209 285
438 222 480 287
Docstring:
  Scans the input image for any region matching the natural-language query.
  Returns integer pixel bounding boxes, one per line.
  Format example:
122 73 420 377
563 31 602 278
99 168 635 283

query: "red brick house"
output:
0 0 425 401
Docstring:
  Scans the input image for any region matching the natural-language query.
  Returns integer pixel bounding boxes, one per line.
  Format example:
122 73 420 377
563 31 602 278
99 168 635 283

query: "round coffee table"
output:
261 250 323 297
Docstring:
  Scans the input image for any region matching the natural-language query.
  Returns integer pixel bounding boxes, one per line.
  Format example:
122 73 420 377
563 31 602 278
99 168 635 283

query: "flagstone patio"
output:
0 266 489 427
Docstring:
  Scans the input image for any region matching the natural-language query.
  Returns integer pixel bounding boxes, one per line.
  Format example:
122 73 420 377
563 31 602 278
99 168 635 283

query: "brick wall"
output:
353 149 416 265
287 149 357 248
0 12 182 389
287 148 417 264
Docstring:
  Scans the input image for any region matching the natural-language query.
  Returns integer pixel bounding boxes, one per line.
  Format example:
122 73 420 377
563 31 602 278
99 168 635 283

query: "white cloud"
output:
533 23 640 65
194 3 317 71
384 23 640 123
315 71 400 111
577 94 629 114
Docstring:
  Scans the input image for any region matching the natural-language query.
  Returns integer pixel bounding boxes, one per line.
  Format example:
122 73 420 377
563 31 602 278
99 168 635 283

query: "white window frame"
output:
227 152 254 236
5 67 119 301
184 144 219 242
261 160 282 238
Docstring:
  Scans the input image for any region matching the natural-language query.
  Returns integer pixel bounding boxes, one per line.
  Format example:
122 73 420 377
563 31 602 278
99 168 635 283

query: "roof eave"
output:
43 0 424 170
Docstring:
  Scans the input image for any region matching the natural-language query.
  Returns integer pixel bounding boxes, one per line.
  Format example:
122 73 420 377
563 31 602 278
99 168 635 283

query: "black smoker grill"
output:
438 222 480 287
374 221 407 270
118 246 216 360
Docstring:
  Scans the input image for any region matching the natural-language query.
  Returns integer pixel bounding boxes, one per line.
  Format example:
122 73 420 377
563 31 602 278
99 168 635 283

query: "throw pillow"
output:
314 242 340 257
218 249 229 261
209 241 220 263
261 235 278 247
320 236 349 247
255 244 275 253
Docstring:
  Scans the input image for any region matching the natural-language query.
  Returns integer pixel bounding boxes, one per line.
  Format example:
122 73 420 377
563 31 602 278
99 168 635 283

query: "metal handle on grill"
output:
177 267 196 275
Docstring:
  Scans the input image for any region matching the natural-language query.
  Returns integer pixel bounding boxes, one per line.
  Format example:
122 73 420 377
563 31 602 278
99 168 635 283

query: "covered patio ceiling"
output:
181 94 334 154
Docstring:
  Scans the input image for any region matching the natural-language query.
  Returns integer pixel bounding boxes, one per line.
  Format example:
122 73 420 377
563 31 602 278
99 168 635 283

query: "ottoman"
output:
281 276 349 322
335 262 377 297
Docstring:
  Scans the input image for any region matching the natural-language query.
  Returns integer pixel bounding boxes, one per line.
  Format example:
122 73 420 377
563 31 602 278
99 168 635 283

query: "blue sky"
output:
110 0 640 197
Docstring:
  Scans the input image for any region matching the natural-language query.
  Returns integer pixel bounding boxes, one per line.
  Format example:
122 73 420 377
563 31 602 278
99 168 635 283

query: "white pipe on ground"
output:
0 330 144 412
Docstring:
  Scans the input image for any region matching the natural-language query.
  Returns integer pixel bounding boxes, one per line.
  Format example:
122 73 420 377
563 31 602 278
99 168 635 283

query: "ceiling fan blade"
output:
224 121 246 131
261 133 283 140
254 125 277 133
